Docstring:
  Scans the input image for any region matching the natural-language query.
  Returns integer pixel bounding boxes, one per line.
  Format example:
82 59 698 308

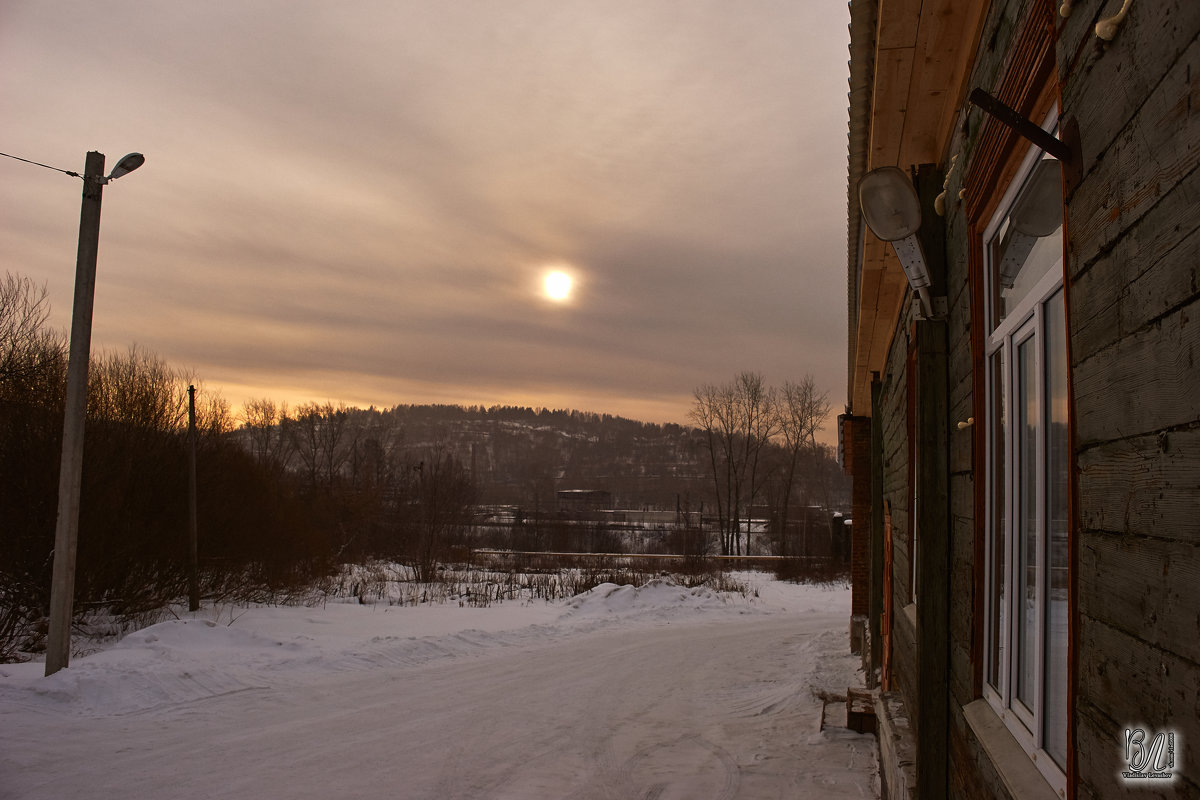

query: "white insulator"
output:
1096 0 1133 41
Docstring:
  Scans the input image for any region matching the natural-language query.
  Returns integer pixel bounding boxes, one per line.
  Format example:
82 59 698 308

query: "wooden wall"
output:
877 312 918 712
1058 1 1200 797
863 0 1198 796
868 0 1195 796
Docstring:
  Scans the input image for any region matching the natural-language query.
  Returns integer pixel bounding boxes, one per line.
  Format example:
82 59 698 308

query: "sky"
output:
1 1 851 441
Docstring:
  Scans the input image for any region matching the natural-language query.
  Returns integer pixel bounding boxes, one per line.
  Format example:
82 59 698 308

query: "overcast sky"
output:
1 1 850 440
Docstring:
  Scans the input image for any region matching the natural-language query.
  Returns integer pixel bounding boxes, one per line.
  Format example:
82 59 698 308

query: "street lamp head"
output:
858 166 921 242
107 152 145 181
859 166 938 319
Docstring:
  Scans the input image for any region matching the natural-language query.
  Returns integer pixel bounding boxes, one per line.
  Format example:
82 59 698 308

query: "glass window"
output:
1043 288 1069 769
1015 327 1039 715
989 157 1063 332
981 131 1069 793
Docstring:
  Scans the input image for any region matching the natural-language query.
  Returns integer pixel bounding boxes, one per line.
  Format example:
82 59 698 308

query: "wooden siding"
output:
878 309 917 712
1064 2 1200 797
850 0 1199 795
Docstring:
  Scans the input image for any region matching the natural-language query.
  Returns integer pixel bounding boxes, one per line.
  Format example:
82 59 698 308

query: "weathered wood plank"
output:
950 478 976 532
891 601 919 729
949 429 974 478
1120 222 1200 339
1076 619 1200 796
901 0 989 170
1065 34 1200 270
948 513 977 714
1077 429 1200 541
1072 302 1200 447
1075 701 1197 800
948 639 975 713
1079 530 1200 664
1060 0 1200 184
870 46 916 169
854 238 910 414
1069 157 1200 363
876 0 923 51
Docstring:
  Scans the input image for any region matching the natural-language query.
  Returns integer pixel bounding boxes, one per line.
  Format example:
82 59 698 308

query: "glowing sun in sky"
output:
542 269 573 302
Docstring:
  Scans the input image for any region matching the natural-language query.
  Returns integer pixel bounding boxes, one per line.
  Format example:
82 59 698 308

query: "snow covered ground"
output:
0 574 877 799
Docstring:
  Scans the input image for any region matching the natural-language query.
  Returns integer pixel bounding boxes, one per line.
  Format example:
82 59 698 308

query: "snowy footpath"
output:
0 575 877 799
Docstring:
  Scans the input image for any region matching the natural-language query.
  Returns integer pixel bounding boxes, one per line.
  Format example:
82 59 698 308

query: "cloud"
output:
0 0 851 439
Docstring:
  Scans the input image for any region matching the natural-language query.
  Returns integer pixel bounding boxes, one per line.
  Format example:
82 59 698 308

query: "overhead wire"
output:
0 150 81 178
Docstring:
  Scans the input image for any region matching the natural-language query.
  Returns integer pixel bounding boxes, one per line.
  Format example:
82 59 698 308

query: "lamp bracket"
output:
912 293 948 322
968 88 1072 163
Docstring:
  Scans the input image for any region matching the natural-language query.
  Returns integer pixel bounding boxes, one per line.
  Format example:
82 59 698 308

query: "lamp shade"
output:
1009 158 1062 237
108 153 145 181
859 166 922 242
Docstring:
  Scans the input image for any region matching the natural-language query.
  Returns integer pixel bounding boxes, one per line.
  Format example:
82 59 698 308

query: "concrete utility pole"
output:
45 151 106 677
188 385 199 612
44 150 143 677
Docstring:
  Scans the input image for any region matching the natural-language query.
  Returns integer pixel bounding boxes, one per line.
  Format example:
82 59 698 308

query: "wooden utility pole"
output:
45 152 105 677
187 385 199 611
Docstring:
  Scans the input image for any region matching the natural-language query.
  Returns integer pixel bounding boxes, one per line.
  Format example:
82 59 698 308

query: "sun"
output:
543 270 573 302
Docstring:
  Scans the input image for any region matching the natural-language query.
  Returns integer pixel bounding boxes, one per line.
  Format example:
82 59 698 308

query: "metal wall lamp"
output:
858 166 937 319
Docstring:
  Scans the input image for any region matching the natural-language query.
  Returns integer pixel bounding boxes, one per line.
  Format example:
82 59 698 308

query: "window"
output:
981 122 1069 796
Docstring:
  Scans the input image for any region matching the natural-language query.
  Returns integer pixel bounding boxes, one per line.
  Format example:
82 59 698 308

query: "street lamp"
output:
45 150 144 676
858 166 935 319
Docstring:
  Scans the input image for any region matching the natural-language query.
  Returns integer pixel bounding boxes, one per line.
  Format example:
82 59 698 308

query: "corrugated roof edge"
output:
845 0 878 414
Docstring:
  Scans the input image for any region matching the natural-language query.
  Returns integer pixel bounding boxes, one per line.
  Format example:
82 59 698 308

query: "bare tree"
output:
88 346 188 432
0 273 64 404
284 401 355 489
240 397 293 470
347 410 402 497
405 441 476 582
773 376 832 555
690 371 777 555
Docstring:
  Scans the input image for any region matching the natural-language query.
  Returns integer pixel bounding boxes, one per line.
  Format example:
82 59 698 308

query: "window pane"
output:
987 350 1007 692
990 159 1063 331
1043 289 1069 767
1015 334 1039 710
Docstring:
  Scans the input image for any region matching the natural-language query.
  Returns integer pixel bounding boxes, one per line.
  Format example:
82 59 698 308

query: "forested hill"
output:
327 404 709 510
235 402 847 513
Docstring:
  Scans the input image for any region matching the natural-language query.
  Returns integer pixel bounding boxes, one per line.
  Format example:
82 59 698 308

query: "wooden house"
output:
842 0 1198 796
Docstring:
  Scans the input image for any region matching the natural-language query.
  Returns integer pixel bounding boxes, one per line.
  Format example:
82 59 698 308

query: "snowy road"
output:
1 580 877 799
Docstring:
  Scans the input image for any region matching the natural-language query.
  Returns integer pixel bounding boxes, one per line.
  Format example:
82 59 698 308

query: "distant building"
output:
555 489 612 515
844 1 1198 797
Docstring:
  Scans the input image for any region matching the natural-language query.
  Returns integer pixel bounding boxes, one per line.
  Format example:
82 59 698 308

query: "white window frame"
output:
980 112 1068 799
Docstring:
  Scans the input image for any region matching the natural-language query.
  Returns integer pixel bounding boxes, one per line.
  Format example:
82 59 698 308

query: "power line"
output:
0 150 81 178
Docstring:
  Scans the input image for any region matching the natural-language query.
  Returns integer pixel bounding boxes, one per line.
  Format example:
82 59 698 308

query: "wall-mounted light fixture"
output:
858 166 935 318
